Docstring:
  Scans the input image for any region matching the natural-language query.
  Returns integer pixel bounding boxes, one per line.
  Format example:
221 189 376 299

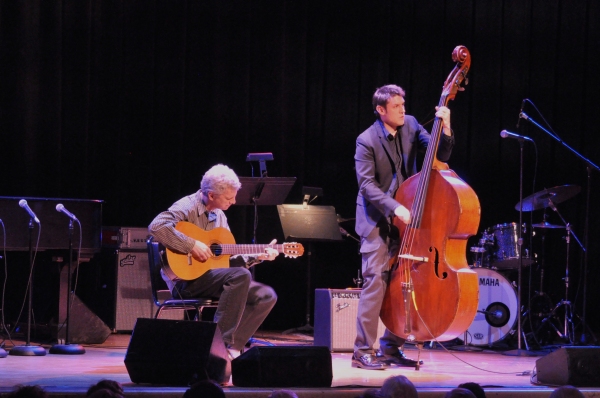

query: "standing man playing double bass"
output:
352 84 454 369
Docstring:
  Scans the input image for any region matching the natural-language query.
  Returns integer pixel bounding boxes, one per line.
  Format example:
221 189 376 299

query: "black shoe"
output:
351 354 390 370
377 350 423 367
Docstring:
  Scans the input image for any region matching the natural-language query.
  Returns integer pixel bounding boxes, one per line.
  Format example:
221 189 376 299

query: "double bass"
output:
380 46 480 345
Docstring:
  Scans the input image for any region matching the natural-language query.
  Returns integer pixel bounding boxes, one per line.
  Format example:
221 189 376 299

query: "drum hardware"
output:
533 200 585 345
449 330 483 352
469 246 486 268
353 270 363 288
507 185 580 355
521 293 554 348
478 307 509 328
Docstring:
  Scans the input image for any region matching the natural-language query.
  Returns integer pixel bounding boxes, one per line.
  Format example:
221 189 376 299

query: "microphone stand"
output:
50 219 85 354
9 219 46 356
520 112 599 344
503 138 536 357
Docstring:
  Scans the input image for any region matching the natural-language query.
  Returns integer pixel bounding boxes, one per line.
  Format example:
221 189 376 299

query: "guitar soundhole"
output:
210 243 222 256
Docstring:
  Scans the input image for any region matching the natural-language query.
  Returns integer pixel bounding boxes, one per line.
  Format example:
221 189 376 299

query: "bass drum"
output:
467 268 518 346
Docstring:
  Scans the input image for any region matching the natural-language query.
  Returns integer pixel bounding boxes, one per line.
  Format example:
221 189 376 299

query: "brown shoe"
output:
351 354 390 370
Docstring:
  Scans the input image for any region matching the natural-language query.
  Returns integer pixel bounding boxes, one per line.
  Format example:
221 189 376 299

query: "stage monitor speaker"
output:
124 318 230 386
55 294 112 344
114 249 182 331
536 347 600 387
314 288 386 351
231 346 332 387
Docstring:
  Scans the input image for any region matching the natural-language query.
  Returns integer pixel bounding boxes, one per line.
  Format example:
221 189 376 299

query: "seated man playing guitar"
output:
148 163 279 358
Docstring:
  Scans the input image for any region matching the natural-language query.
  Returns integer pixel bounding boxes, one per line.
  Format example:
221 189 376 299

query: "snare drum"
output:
467 268 518 346
487 222 534 270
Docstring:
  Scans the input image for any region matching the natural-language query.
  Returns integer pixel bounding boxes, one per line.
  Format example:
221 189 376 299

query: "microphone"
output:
19 199 40 224
516 98 526 128
56 203 78 221
500 130 533 142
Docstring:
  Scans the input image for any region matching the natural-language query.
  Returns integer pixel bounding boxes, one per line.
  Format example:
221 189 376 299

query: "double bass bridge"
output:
398 254 429 262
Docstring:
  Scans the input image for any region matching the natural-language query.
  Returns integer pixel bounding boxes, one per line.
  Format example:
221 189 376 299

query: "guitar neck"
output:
215 244 285 256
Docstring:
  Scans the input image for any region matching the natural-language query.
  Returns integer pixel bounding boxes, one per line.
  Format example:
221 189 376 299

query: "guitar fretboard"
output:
210 244 285 255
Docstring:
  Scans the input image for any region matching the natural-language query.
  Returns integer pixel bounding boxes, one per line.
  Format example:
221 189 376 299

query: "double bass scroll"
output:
380 45 480 343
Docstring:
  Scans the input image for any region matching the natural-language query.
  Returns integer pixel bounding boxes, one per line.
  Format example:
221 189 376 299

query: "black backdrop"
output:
1 1 599 336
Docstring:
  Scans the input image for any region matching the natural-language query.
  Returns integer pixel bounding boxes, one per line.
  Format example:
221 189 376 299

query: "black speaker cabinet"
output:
124 318 230 386
536 347 600 387
314 288 386 351
231 346 332 387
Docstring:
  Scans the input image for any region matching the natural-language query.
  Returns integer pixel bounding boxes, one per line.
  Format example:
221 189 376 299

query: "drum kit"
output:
465 184 582 347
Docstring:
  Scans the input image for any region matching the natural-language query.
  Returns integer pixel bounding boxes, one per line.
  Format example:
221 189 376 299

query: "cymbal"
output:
532 221 564 229
515 184 581 212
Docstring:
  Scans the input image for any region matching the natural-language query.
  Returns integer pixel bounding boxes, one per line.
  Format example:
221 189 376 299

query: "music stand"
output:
235 177 295 347
237 177 296 242
277 204 343 334
237 177 296 206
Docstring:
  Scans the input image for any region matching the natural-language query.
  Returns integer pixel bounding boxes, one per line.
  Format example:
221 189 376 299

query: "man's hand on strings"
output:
191 240 213 262
394 205 411 224
435 106 452 135
257 239 279 261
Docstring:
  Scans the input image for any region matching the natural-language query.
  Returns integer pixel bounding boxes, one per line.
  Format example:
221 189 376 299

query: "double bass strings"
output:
396 94 448 335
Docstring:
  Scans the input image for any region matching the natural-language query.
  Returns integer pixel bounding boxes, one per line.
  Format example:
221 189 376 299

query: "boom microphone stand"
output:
520 111 599 344
501 131 537 357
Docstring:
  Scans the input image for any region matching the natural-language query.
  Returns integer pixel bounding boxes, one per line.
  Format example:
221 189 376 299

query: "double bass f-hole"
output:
431 246 447 280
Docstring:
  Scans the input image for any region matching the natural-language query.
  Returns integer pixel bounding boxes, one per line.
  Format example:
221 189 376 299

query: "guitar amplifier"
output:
314 288 386 352
114 249 183 331
102 226 149 249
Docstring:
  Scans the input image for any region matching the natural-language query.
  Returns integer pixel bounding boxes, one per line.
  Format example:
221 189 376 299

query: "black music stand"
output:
235 177 295 347
236 177 296 244
277 204 343 334
237 177 297 207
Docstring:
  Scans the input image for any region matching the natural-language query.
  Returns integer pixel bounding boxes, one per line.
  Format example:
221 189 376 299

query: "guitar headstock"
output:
282 242 304 258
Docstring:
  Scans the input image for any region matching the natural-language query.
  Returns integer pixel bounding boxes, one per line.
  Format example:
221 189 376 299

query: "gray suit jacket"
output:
354 116 454 238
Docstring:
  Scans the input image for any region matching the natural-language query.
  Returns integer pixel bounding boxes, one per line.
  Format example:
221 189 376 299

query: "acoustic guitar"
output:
164 221 304 280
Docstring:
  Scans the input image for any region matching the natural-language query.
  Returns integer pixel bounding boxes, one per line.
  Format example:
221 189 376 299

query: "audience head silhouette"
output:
457 382 486 398
86 380 124 398
549 385 584 398
444 388 476 398
6 385 49 398
379 375 418 398
182 380 225 398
